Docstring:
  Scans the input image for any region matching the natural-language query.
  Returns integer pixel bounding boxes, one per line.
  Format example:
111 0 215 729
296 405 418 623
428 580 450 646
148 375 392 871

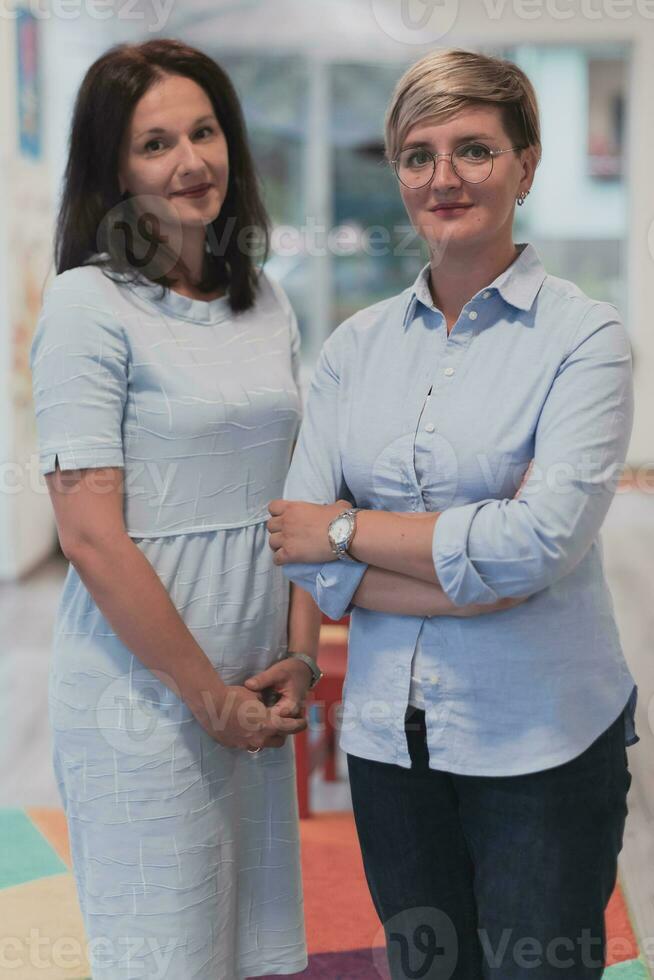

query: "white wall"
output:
0 12 56 580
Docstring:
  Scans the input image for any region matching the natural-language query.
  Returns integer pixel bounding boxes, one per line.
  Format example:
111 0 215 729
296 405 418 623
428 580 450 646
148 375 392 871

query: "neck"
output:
168 224 208 290
428 236 520 327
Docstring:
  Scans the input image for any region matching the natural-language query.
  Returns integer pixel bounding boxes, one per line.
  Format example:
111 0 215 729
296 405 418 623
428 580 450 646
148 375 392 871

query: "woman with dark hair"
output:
29 39 319 979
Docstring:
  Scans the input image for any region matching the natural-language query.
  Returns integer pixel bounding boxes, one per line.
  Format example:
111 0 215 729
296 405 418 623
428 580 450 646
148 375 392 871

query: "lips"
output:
431 203 473 211
173 183 212 196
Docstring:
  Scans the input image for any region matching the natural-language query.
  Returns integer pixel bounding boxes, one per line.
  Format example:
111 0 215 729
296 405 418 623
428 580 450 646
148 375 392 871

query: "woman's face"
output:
118 73 229 231
396 104 537 254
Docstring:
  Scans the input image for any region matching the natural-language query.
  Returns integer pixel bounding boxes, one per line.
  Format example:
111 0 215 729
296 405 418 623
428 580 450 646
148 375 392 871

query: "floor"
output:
1 489 652 973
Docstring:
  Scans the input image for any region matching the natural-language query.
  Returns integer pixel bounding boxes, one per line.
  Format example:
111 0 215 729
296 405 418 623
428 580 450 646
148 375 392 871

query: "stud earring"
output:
517 189 530 206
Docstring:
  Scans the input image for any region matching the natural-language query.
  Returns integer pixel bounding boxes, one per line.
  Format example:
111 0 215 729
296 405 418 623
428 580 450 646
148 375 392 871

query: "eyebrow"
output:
135 114 216 141
402 133 497 148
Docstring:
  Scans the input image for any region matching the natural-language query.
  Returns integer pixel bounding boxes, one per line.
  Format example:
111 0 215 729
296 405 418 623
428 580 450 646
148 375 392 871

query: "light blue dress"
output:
29 260 308 979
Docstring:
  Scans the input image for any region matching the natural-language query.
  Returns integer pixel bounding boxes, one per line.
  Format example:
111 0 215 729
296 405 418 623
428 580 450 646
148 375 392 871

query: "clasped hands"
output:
222 499 349 753
207 656 315 753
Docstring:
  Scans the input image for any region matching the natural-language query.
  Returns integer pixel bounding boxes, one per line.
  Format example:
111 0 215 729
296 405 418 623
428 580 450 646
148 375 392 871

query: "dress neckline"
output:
125 276 231 324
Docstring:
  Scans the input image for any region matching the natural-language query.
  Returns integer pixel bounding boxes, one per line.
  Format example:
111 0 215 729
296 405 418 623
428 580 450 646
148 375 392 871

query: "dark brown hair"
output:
54 38 270 313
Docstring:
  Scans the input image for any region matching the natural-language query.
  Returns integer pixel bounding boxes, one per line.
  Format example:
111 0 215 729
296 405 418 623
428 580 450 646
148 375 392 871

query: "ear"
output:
521 145 540 182
516 146 539 199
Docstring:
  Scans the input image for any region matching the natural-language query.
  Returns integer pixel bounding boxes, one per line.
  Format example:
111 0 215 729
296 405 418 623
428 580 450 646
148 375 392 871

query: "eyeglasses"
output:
391 141 525 188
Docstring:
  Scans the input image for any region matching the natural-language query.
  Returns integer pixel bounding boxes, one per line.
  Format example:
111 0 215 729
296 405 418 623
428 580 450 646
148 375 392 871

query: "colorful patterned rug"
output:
0 809 649 979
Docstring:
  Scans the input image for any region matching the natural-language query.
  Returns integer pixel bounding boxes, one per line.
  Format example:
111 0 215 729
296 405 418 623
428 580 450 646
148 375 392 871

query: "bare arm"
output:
47 464 306 750
351 566 528 617
288 582 322 658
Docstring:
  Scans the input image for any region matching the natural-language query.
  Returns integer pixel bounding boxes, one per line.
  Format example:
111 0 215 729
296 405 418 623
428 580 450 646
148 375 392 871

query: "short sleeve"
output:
29 283 128 476
264 273 304 417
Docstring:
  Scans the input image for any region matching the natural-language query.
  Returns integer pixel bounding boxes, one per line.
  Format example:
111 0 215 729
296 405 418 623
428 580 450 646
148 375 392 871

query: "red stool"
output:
294 616 349 818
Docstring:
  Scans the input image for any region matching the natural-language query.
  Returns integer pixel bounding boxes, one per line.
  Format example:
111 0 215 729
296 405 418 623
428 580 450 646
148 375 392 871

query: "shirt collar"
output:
402 242 547 330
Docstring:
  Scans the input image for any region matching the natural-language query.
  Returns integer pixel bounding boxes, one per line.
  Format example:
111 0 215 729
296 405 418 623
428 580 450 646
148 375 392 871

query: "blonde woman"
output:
29 39 320 980
261 49 638 979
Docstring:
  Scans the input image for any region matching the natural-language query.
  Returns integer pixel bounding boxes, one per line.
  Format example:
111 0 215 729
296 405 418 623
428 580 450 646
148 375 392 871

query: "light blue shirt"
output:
283 242 639 776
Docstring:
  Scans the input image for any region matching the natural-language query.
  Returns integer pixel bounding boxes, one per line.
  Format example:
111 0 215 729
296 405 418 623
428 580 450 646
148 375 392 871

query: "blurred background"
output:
1 0 653 975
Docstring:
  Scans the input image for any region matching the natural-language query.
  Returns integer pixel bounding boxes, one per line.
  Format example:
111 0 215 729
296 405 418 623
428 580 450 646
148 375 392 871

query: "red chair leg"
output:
294 720 310 819
324 695 338 782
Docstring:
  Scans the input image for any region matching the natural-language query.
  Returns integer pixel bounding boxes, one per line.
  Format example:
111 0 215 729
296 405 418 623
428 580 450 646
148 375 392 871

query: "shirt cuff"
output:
283 559 368 619
432 501 499 606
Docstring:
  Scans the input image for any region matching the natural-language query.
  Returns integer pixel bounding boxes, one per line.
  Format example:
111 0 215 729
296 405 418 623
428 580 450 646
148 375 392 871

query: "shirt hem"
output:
341 686 638 777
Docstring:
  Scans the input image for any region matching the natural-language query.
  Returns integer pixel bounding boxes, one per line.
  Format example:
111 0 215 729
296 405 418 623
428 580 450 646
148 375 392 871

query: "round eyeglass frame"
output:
390 142 526 187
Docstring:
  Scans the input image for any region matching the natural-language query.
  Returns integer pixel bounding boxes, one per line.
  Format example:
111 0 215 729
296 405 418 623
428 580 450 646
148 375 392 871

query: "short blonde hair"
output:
385 48 541 164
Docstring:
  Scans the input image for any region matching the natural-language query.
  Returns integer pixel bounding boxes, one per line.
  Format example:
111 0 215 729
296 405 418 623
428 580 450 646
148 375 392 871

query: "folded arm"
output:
276 307 632 608
278 332 528 619
431 308 633 604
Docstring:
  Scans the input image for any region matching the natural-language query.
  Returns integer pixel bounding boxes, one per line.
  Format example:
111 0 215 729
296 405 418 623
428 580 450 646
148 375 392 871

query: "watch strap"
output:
279 651 323 689
329 507 361 561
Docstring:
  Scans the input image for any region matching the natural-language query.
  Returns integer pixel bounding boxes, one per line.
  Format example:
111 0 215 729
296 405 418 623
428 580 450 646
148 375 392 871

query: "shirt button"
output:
444 367 454 377
468 310 478 320
425 422 435 433
482 290 491 299
430 674 440 684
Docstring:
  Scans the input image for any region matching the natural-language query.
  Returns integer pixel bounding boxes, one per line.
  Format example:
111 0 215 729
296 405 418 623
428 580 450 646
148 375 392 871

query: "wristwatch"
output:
279 652 323 690
327 507 360 562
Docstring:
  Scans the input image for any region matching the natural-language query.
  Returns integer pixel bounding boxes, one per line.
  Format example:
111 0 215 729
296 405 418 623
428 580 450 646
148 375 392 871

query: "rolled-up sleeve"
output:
433 305 634 605
282 329 368 620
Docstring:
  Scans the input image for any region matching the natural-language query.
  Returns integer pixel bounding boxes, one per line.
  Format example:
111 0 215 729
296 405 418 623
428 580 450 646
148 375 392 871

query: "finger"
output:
268 499 286 517
268 532 284 552
244 666 283 690
266 517 282 533
271 713 307 734
272 548 288 566
273 696 302 717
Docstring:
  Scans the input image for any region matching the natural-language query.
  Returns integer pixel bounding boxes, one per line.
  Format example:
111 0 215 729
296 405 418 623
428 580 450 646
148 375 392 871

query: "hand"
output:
514 459 533 499
191 684 307 751
267 498 353 564
244 657 315 719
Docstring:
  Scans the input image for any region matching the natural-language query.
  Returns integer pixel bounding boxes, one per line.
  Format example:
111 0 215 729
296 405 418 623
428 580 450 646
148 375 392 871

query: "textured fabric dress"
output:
29 260 308 980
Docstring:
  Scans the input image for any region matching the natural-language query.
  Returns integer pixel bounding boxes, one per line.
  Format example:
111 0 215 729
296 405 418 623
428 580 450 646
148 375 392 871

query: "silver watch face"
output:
330 516 351 545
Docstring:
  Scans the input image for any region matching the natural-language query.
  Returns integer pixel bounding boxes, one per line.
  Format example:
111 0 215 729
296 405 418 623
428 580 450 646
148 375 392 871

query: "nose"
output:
175 135 207 173
430 155 463 191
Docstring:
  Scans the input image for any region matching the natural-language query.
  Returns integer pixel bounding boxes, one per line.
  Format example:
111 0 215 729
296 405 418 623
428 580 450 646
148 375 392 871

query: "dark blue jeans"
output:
347 703 632 980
